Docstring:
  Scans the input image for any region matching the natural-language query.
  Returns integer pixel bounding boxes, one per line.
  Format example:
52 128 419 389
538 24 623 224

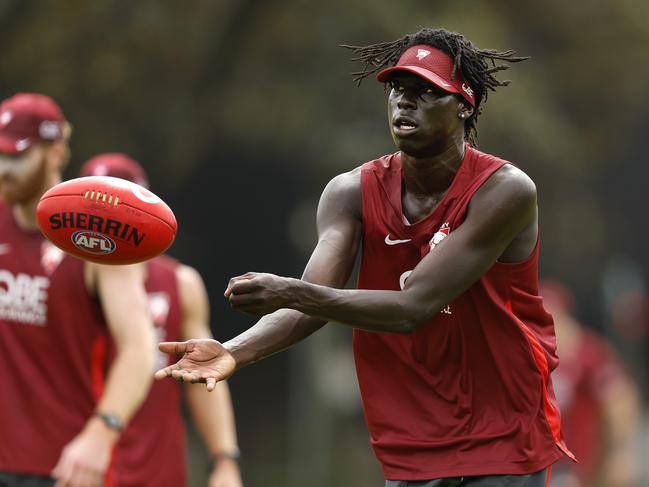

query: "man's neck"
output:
401 137 466 196
13 198 40 231
12 174 61 231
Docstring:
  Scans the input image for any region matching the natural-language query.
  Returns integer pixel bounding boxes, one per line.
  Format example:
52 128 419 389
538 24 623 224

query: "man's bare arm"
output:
224 169 362 367
92 262 155 422
155 169 362 384
52 263 155 486
228 165 538 332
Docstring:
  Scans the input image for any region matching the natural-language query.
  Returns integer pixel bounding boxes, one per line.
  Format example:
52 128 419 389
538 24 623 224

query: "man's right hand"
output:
155 339 236 391
51 417 118 487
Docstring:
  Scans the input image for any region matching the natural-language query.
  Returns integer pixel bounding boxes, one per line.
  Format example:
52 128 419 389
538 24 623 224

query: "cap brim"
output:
0 134 28 155
376 65 461 95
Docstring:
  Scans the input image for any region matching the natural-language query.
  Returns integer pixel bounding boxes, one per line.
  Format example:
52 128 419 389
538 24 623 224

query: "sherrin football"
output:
36 176 177 264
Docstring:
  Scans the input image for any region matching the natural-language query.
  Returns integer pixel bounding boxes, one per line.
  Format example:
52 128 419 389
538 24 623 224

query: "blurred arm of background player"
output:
52 262 155 487
600 370 641 487
544 280 642 487
178 264 243 487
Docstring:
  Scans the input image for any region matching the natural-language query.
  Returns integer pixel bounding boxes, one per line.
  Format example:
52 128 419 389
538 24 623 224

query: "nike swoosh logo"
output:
385 234 411 245
0 243 10 255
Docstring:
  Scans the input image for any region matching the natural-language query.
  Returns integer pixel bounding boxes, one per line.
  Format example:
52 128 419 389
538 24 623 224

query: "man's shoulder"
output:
320 152 402 220
318 167 363 220
469 145 514 166
480 163 537 203
149 254 180 272
467 163 537 232
359 151 400 173
326 151 399 192
328 166 362 190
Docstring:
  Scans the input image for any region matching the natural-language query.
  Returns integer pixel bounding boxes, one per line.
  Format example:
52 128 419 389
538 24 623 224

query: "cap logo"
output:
93 165 109 176
461 83 474 97
0 110 12 127
39 121 61 140
15 138 30 151
415 49 431 61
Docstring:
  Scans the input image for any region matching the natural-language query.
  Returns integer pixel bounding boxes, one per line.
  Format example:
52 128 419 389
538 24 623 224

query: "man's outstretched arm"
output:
155 168 362 386
227 165 538 333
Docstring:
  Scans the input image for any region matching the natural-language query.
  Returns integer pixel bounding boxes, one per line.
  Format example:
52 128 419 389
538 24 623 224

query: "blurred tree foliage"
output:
2 1 647 294
2 1 648 485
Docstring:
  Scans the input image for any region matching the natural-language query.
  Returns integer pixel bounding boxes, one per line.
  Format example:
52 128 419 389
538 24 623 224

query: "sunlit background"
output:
2 1 648 486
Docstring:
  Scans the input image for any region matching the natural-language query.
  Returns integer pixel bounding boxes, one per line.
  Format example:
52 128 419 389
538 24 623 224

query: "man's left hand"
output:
225 272 294 316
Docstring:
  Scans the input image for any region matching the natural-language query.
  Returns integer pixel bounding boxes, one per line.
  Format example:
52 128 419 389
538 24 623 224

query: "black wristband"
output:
208 449 241 470
94 412 123 432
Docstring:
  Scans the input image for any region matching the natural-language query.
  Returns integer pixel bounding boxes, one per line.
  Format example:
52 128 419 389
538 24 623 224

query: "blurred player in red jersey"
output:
156 28 574 486
80 154 243 487
0 94 155 487
539 281 640 487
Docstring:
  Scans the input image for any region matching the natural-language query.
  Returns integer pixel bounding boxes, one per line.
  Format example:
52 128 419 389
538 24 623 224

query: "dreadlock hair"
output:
341 28 529 147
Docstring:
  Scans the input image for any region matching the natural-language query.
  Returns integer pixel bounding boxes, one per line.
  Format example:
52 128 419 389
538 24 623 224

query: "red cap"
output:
0 93 65 154
376 45 476 106
79 153 149 188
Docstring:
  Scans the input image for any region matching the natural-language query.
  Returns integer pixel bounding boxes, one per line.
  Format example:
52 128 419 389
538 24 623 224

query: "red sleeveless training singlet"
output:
354 146 573 480
0 202 112 479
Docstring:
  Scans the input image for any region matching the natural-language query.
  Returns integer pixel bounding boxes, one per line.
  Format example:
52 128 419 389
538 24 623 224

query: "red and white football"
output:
36 176 177 265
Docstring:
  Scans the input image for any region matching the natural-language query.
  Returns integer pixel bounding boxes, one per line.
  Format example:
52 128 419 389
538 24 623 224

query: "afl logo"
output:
71 231 116 255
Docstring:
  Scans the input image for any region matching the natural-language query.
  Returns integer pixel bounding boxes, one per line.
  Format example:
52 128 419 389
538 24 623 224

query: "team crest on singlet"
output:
397 222 453 316
40 241 65 275
429 222 450 250
147 292 172 370
148 292 170 326
429 222 452 315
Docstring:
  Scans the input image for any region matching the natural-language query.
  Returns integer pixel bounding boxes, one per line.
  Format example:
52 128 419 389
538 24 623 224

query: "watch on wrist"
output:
94 412 123 432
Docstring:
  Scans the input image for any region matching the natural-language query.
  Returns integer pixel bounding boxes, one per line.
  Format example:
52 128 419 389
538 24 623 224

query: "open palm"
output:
154 339 236 391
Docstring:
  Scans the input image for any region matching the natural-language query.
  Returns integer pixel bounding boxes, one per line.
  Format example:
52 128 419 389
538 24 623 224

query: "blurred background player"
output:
540 280 641 487
80 153 243 487
0 94 155 487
